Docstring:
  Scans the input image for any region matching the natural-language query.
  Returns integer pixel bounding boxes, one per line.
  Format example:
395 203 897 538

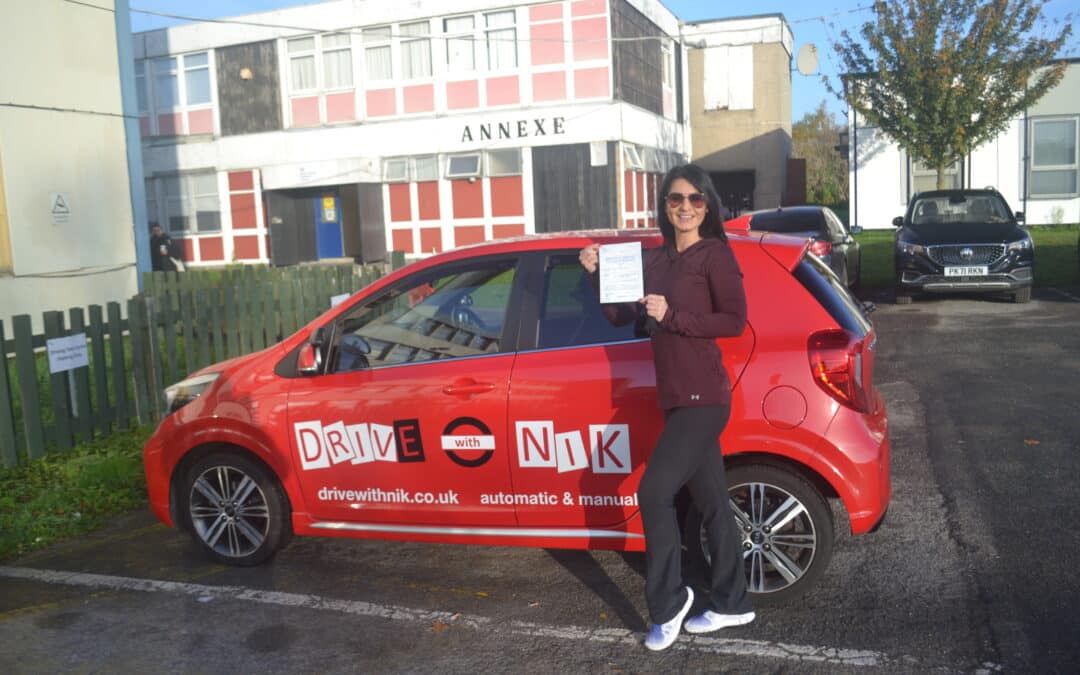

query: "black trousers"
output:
637 404 752 623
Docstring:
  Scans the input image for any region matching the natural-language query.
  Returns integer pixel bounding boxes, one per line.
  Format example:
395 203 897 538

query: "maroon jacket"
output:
596 238 747 410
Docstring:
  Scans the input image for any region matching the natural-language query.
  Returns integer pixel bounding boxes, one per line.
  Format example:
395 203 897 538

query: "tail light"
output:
808 329 871 412
809 239 833 257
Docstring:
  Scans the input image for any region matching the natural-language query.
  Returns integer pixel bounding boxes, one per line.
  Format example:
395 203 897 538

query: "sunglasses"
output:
665 192 707 208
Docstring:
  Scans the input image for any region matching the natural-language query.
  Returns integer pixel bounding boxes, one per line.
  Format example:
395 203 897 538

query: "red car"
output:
144 227 890 603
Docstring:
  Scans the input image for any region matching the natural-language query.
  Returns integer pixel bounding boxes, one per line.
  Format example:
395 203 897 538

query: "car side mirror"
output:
1014 211 1024 223
298 327 326 376
892 216 904 227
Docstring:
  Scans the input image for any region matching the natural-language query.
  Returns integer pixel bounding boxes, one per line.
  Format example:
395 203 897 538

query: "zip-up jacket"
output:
594 237 747 410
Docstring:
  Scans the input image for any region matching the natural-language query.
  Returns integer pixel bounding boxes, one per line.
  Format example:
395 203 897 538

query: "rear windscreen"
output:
750 211 822 234
794 254 871 337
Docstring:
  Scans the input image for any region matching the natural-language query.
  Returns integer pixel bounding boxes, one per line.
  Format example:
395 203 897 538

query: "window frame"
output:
484 10 518 71
362 26 393 81
486 149 522 177
138 51 215 136
149 171 221 236
1028 115 1079 199
444 15 477 74
447 153 482 178
400 20 433 80
286 33 355 96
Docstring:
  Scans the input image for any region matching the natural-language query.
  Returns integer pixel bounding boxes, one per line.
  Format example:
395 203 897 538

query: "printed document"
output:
599 242 644 304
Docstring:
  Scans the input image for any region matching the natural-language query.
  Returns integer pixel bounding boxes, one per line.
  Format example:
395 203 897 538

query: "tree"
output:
828 0 1072 188
793 101 849 204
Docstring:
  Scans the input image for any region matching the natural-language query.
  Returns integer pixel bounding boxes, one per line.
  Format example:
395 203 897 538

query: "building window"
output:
487 149 522 176
623 145 644 171
447 154 481 178
152 57 180 110
401 21 432 79
140 52 213 135
156 172 220 234
184 52 211 104
485 11 517 70
287 34 353 93
662 43 674 88
1029 117 1078 198
363 27 392 80
444 16 476 74
135 68 148 114
414 156 439 181
910 158 961 197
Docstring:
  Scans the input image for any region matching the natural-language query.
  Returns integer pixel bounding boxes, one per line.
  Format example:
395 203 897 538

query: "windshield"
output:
910 194 1012 226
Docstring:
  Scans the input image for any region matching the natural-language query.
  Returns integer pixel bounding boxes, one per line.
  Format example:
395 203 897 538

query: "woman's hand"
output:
579 243 600 273
640 294 668 322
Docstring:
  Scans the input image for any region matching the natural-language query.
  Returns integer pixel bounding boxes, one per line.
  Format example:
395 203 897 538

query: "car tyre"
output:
183 452 291 566
683 463 834 606
1012 287 1031 304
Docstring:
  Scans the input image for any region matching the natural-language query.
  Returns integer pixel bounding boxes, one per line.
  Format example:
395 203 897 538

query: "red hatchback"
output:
144 228 890 603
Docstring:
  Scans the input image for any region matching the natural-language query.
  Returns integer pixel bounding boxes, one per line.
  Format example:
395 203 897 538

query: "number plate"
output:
945 266 988 277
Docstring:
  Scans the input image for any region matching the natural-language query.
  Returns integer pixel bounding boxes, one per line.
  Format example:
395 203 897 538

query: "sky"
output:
128 0 1079 123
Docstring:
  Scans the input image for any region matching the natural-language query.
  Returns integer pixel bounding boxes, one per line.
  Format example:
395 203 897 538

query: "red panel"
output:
420 227 442 254
230 193 257 229
454 226 486 247
403 85 435 113
326 91 356 123
532 71 567 102
157 113 181 136
646 174 656 211
188 108 213 134
572 17 609 61
366 89 396 117
486 76 520 106
389 183 412 222
571 0 607 17
228 171 254 192
392 229 414 254
623 171 634 209
198 236 224 262
291 97 320 126
179 239 195 261
417 181 440 220
233 235 261 260
573 67 610 99
447 80 480 110
530 22 565 65
529 3 563 21
636 172 645 211
451 180 484 219
493 223 525 239
490 176 523 217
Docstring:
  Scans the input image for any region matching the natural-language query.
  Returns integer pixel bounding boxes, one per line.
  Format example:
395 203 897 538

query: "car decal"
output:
515 421 631 474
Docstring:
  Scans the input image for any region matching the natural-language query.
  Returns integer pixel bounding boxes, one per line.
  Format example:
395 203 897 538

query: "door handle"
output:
443 379 495 396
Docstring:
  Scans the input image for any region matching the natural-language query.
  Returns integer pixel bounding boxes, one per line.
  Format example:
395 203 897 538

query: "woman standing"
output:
579 163 754 651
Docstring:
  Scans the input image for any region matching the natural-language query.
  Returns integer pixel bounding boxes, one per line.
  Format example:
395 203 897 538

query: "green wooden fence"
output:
1 259 400 468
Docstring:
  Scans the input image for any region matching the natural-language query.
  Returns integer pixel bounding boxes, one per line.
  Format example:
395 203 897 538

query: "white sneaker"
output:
683 609 755 634
644 587 695 651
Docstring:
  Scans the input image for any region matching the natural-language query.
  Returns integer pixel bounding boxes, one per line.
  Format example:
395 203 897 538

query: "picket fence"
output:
0 257 402 468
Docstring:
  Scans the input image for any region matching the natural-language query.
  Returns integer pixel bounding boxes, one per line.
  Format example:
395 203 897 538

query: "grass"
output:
0 425 151 561
854 224 1080 290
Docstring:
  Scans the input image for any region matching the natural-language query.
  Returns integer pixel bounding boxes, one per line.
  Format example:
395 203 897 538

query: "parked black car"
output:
747 206 862 287
893 189 1033 304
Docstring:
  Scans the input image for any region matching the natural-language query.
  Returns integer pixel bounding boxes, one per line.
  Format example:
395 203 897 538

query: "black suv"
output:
893 189 1033 304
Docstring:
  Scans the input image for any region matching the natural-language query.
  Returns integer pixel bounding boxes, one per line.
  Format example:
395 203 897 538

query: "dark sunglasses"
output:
665 192 707 208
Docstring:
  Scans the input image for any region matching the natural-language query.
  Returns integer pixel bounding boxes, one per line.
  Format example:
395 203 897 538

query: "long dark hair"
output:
656 163 728 246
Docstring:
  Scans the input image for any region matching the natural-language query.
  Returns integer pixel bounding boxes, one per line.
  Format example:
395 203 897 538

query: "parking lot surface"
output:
2 287 1079 673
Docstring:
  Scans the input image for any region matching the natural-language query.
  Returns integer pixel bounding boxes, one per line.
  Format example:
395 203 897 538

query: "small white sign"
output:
590 141 608 166
50 193 71 225
46 333 89 373
330 293 350 307
599 242 644 304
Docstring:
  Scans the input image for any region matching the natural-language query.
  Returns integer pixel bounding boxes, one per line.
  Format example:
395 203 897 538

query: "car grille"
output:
927 244 1006 266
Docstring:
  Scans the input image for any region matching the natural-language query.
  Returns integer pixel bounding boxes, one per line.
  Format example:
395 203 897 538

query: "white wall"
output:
0 0 139 332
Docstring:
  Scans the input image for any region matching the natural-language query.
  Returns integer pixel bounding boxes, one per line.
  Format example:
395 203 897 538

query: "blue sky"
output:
128 0 1078 123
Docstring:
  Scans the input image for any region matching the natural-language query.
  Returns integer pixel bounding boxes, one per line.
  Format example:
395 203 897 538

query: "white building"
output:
849 59 1080 229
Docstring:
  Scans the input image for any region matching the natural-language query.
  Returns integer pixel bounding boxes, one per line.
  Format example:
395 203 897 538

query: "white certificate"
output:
599 242 644 304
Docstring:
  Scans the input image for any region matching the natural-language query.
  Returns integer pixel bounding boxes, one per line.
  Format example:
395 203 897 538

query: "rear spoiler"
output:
759 232 812 272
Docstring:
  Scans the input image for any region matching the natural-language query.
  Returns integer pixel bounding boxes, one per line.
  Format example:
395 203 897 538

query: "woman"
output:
579 163 754 651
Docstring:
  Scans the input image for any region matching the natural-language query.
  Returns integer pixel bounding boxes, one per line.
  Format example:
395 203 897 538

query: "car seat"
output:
916 201 939 224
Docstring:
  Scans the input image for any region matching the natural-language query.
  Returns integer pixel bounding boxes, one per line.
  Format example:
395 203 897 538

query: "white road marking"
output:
1 565 903 668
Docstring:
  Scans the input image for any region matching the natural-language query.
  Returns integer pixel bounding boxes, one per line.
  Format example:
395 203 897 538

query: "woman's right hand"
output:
579 243 599 274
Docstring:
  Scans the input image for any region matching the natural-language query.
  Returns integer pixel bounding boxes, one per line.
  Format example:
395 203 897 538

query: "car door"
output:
286 255 523 527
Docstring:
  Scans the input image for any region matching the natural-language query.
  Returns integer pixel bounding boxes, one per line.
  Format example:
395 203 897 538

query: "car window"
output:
823 209 845 238
536 255 638 349
794 253 871 338
327 258 517 372
911 194 1012 225
749 210 822 235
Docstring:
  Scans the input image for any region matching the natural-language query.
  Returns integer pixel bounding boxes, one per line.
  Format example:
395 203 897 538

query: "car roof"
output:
912 189 1002 199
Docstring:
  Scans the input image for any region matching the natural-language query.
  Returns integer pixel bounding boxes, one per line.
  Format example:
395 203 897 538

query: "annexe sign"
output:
460 116 565 143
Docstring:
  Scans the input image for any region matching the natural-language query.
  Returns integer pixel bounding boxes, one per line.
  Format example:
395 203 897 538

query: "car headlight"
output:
1007 237 1033 252
897 241 925 255
164 372 220 415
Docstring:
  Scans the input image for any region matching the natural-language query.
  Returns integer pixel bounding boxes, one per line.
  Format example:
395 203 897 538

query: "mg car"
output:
144 227 890 603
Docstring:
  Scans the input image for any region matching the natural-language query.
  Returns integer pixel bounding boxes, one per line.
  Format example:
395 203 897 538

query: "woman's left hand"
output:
640 294 668 322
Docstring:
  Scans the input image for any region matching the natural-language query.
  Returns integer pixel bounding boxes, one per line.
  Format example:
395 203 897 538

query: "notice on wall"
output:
46 333 89 374
50 193 71 225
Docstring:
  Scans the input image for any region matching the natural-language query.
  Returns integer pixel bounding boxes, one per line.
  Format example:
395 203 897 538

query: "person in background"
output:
579 163 754 651
150 224 182 272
